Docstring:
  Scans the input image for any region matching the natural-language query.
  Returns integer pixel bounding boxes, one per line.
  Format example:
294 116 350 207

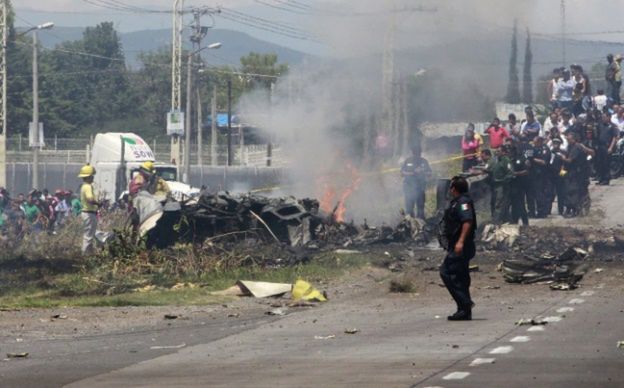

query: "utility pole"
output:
32 30 40 189
196 88 202 165
183 9 205 183
381 0 397 158
210 88 217 165
183 49 193 182
227 78 232 166
266 83 273 167
169 0 184 167
0 0 7 188
560 0 567 66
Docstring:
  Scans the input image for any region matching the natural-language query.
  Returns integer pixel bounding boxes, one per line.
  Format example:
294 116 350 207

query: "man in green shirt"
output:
70 191 82 216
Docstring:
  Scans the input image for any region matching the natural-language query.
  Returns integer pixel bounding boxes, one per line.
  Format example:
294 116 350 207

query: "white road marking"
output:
542 316 563 323
443 372 470 380
470 358 496 366
557 307 575 313
490 346 514 354
580 291 595 296
569 298 585 304
510 336 531 343
527 326 545 332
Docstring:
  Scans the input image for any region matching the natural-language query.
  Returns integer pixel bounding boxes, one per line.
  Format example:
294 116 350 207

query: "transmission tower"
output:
0 0 7 187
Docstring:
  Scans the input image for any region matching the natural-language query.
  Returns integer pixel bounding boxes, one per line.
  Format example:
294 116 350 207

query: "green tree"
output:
239 52 288 90
6 0 34 137
522 29 533 104
506 20 521 104
38 22 131 136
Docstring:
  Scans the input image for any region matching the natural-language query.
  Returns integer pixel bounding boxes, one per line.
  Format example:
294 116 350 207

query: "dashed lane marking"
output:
510 336 531 343
527 326 545 332
557 307 575 313
489 346 514 354
569 298 585 304
580 291 595 296
542 316 563 323
470 358 496 366
442 372 470 380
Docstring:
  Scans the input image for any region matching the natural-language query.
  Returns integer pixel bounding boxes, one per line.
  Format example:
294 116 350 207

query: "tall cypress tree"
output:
523 29 533 103
505 20 521 103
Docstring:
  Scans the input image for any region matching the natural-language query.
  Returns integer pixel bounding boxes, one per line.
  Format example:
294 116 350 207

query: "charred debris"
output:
140 191 439 252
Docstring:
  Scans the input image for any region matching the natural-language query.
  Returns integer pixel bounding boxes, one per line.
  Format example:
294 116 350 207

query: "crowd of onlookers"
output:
460 57 624 224
0 188 85 236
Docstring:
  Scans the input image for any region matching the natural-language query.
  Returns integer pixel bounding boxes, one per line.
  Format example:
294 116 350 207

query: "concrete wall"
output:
5 163 287 195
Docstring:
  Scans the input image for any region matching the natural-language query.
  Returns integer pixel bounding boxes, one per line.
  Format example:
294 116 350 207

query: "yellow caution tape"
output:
249 152 478 194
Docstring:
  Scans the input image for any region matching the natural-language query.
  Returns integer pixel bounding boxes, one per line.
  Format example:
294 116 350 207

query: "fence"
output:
5 136 286 167
6 162 288 195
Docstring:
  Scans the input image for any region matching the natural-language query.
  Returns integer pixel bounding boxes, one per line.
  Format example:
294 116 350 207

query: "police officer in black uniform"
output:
529 136 552 217
439 176 477 321
401 145 432 219
510 143 530 226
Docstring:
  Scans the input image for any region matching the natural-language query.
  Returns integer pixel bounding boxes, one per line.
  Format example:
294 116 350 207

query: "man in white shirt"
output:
611 106 624 131
593 89 608 112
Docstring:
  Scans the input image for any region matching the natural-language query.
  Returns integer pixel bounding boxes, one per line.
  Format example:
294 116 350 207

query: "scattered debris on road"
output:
6 352 29 359
617 341 624 349
164 314 179 320
314 335 336 340
292 280 327 302
150 343 187 350
515 318 548 326
265 308 287 316
51 314 68 320
344 328 359 334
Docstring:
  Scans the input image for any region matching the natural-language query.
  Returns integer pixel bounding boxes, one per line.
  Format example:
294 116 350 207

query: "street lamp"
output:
20 22 55 190
183 42 221 184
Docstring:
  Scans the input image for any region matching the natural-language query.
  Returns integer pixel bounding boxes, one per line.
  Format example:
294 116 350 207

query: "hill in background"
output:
36 26 308 68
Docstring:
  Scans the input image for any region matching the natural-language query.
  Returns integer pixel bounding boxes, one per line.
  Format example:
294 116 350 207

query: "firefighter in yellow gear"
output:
78 164 100 254
128 161 171 198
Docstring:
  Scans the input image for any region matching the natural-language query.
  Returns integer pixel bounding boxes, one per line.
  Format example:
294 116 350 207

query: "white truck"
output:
90 132 199 202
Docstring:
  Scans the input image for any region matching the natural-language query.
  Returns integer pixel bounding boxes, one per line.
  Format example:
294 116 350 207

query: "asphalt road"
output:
63 282 624 388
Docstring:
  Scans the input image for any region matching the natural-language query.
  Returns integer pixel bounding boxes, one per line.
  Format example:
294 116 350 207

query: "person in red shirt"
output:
485 117 510 149
461 125 480 171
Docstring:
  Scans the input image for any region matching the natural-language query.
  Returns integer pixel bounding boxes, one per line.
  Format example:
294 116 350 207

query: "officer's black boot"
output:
447 309 472 321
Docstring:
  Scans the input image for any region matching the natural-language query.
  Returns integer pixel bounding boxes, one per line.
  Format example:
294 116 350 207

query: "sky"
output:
15 0 624 55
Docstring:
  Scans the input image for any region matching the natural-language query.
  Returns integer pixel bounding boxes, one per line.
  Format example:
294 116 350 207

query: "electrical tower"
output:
168 0 184 166
0 0 7 187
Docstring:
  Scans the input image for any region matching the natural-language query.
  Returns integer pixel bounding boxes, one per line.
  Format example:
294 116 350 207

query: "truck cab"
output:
90 132 199 202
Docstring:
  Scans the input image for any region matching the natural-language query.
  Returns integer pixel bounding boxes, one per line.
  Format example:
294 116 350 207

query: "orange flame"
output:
318 162 362 223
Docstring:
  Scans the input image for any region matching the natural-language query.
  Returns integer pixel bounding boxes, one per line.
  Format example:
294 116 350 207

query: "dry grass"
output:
389 276 417 293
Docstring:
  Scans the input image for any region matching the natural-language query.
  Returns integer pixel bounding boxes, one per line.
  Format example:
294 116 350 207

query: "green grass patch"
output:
0 251 374 308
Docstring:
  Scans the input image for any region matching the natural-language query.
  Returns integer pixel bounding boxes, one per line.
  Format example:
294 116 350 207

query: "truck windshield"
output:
155 167 177 181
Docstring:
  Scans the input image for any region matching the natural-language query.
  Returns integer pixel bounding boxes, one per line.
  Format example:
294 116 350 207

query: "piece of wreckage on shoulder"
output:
500 247 589 290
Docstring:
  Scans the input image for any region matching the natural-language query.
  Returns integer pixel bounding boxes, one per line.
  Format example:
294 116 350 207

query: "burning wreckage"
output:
131 190 439 251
